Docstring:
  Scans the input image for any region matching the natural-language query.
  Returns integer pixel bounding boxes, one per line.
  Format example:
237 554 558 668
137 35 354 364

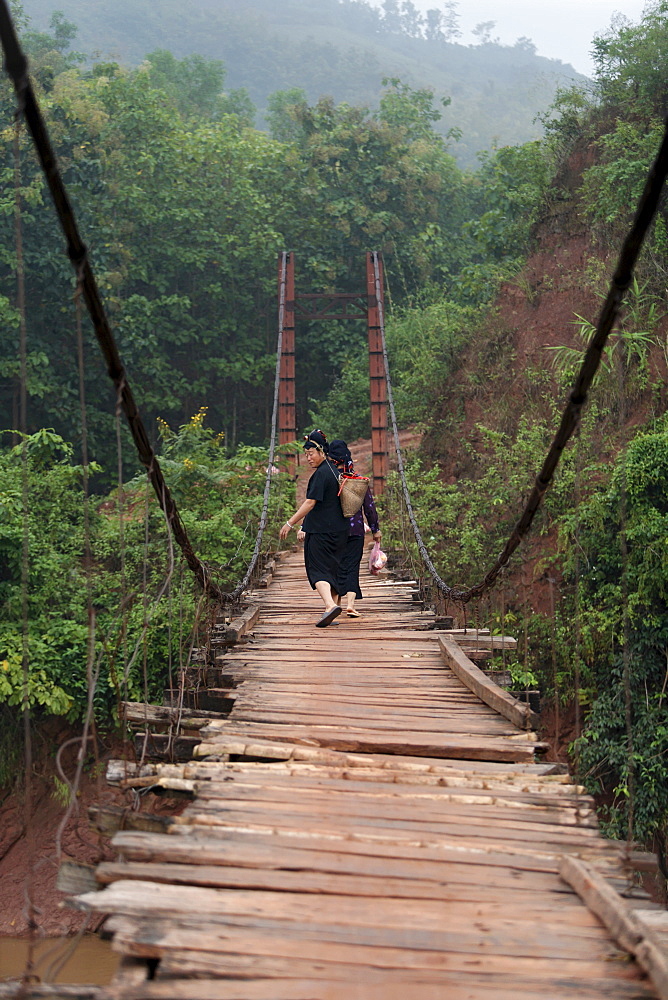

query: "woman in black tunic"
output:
279 430 349 627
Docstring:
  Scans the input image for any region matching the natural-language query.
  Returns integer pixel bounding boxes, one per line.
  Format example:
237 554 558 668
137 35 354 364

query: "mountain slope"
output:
21 0 586 165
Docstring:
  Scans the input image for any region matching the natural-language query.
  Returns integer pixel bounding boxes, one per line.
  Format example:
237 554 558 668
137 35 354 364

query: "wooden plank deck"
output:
77 548 658 999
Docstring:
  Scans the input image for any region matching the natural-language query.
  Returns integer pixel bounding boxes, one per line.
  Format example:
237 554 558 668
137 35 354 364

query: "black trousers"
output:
338 535 364 599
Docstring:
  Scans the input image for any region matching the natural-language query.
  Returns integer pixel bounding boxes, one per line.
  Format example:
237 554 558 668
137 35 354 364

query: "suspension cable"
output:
226 252 287 603
14 109 37 983
0 1 224 604
374 114 668 603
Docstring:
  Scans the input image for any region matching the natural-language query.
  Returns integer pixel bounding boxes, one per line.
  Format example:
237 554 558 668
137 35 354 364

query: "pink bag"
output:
368 541 387 575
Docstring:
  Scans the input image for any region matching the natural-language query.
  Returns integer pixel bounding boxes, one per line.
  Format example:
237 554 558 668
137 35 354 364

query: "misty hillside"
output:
20 0 587 165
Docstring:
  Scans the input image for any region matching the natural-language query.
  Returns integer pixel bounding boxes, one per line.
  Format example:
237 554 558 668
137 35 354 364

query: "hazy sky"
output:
371 0 650 76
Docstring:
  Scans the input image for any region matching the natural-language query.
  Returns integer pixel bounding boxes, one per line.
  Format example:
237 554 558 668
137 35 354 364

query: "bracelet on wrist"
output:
285 521 293 529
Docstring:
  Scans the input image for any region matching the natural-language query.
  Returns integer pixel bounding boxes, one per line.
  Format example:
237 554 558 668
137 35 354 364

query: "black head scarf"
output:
328 439 353 472
303 429 328 453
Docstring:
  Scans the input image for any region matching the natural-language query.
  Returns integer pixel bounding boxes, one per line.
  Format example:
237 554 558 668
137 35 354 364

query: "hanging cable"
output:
54 280 103 862
14 108 37 985
225 251 287 603
373 115 668 603
0 1 224 604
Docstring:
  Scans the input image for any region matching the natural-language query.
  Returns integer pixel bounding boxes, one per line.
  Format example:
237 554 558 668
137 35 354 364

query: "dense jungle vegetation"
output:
21 0 585 167
1 0 668 859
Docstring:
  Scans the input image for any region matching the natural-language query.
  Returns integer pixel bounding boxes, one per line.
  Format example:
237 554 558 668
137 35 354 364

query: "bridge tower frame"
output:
277 251 389 494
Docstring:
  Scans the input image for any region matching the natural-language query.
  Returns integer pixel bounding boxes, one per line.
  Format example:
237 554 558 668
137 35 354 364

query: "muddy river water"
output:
0 935 118 985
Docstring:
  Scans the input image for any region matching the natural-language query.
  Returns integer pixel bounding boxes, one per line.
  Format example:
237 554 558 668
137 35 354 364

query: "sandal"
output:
316 606 342 628
346 608 361 618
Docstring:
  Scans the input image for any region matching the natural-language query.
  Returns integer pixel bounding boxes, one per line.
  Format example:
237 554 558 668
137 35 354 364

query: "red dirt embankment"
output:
0 724 183 938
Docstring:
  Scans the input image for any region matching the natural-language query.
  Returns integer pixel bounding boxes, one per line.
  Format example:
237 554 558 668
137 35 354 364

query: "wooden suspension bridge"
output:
1 8 668 993
6 539 667 999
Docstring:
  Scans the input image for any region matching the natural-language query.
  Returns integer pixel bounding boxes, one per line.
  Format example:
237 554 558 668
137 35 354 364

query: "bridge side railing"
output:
371 116 668 609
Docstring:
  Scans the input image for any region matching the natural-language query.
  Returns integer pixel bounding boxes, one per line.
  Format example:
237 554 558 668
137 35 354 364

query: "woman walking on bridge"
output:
279 430 349 628
329 439 382 618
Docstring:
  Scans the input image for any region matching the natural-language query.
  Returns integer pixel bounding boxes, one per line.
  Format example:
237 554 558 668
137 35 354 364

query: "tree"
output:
514 37 537 55
472 21 498 45
425 3 461 43
424 10 444 43
592 0 668 115
49 11 78 53
441 1 462 42
143 50 254 123
381 0 402 34
22 10 84 88
570 426 668 844
400 0 423 38
265 87 308 143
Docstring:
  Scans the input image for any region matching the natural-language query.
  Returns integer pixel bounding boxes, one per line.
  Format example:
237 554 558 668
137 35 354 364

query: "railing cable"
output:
372 251 461 599
226 252 287 603
374 114 668 603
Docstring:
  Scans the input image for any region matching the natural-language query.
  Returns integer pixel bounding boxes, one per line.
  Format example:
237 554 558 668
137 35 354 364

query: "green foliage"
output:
382 411 571 594
310 298 476 441
538 84 595 157
265 88 308 143
378 77 449 142
143 50 254 125
507 661 539 690
579 118 668 293
561 2 668 299
0 422 294 729
582 120 666 227
0 60 288 468
592 0 668 117
308 360 371 443
384 300 474 422
1 0 563 465
547 279 665 408
51 774 73 807
22 10 85 88
566 425 668 842
466 141 550 262
0 646 72 715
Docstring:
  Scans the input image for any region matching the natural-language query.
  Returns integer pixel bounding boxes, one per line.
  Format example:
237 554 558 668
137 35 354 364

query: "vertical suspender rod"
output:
366 251 389 495
277 251 296 473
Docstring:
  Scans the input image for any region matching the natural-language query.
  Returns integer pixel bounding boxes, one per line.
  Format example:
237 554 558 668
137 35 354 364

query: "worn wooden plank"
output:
108 976 652 1000
560 855 668 999
87 546 659 1000
438 635 539 729
95 860 598 910
228 705 519 736
171 759 584 793
110 829 618 880
78 882 624 961
88 805 175 837
188 785 596 828
194 723 543 763
121 703 234 735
